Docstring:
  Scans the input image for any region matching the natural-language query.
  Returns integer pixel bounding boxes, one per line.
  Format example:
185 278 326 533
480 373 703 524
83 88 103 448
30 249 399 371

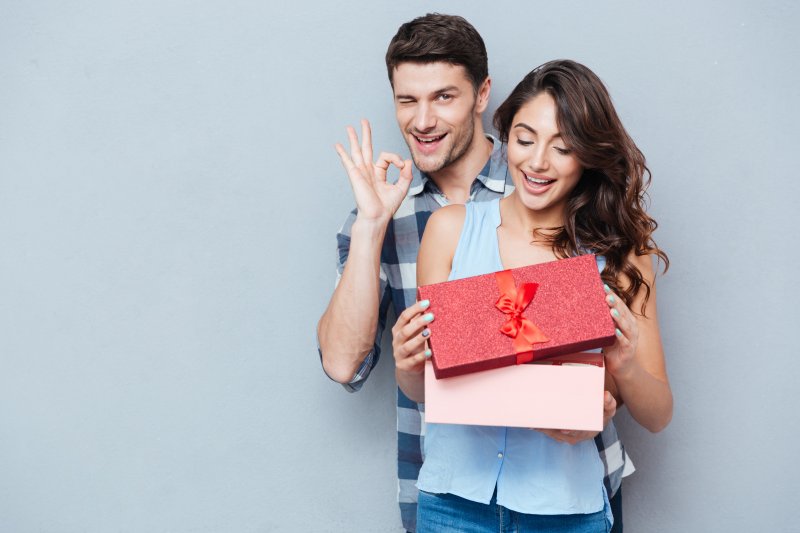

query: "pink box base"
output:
423 354 605 431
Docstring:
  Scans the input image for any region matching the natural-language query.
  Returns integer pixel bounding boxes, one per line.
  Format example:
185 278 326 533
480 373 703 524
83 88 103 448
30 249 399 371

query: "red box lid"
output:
417 254 615 379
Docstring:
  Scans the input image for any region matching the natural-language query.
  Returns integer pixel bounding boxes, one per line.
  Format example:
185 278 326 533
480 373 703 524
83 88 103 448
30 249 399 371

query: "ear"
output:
475 77 491 114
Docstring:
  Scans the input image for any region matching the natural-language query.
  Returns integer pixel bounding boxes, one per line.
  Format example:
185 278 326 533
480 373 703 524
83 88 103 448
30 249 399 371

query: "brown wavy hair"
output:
493 60 668 313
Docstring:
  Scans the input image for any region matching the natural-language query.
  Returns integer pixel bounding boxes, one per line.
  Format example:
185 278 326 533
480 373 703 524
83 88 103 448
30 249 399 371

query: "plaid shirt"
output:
321 136 633 532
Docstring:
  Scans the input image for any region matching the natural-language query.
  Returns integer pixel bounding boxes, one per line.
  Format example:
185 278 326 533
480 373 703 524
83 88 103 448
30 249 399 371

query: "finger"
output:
561 430 596 445
603 285 623 326
399 310 434 349
397 345 431 364
392 301 432 356
361 119 373 167
334 143 355 171
397 327 431 361
605 293 632 343
346 126 365 168
395 299 431 329
535 428 562 438
374 151 405 179
394 316 432 358
395 347 430 373
613 326 633 353
535 428 576 444
397 159 414 188
604 287 637 336
602 391 617 425
604 287 622 314
532 428 561 441
603 391 617 413
606 293 633 338
335 142 375 196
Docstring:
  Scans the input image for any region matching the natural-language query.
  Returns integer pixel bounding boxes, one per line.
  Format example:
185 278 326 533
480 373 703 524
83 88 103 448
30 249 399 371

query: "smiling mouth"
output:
413 133 447 145
523 172 555 185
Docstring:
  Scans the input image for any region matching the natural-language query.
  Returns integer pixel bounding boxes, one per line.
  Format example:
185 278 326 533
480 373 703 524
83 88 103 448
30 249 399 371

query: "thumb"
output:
397 159 414 186
603 391 617 421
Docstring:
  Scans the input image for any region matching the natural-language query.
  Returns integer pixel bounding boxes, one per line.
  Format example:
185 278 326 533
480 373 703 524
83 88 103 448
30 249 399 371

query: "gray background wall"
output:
1 1 797 531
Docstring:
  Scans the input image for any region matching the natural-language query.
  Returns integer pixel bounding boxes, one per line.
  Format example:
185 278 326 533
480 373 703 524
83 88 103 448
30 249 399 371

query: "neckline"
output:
494 198 575 271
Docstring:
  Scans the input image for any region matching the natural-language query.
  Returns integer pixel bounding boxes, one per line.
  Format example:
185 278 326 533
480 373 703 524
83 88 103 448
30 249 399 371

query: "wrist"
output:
608 358 638 385
352 217 390 238
396 364 425 377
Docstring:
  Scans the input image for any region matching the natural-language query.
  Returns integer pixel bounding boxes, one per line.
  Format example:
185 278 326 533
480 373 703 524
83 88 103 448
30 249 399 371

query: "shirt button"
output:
497 452 504 459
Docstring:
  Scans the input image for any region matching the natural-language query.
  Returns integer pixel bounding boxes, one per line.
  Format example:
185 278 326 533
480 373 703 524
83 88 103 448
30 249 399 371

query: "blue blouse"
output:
417 199 611 519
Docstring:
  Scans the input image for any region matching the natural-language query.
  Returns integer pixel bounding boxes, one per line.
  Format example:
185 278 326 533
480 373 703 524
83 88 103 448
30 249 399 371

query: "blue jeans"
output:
417 490 610 533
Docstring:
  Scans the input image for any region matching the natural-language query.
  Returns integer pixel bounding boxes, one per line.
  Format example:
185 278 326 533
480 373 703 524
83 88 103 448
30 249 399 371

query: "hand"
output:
603 284 639 380
535 391 617 445
391 299 435 375
334 119 413 224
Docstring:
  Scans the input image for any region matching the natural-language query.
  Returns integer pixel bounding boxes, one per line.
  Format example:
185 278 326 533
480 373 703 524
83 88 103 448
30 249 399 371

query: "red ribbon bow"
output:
495 270 549 364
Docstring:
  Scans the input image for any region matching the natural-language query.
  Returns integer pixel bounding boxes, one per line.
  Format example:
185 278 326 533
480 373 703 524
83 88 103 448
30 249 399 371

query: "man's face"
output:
392 62 486 174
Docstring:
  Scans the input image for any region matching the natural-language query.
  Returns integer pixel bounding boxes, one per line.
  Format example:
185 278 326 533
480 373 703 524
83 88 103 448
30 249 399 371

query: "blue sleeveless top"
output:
417 199 611 520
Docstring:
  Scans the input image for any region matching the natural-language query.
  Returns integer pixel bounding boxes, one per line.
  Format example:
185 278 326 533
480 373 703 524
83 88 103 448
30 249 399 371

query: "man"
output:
317 13 631 532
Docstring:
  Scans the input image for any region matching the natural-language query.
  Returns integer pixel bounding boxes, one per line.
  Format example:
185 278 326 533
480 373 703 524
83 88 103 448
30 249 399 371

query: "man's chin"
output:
410 153 447 175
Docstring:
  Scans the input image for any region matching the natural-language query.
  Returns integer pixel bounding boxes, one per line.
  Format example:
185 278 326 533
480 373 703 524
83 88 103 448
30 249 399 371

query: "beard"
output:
407 113 476 174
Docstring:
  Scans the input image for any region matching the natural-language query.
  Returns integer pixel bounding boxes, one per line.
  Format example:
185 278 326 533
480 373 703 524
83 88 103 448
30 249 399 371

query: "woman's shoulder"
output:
426 204 467 237
432 203 467 219
419 205 466 264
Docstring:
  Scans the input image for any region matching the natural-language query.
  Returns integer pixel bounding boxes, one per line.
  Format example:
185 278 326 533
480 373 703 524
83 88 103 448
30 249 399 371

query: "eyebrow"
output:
434 85 460 94
395 85 461 100
514 122 562 138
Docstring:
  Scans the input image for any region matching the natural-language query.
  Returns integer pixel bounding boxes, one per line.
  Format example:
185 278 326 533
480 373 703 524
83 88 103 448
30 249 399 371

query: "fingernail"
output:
422 313 434 323
603 284 611 294
419 300 430 310
611 309 620 318
608 295 615 304
615 328 622 337
421 328 430 338
424 349 432 358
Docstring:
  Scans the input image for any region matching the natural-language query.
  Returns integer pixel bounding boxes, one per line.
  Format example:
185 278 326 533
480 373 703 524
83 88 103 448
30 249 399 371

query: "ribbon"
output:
494 270 549 364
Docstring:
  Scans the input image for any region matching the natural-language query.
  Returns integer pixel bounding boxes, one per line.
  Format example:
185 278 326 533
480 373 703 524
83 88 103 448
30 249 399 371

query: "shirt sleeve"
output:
317 208 392 393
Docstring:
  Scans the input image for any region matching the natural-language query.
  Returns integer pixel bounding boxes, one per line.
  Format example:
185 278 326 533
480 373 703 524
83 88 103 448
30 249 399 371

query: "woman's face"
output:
506 92 583 219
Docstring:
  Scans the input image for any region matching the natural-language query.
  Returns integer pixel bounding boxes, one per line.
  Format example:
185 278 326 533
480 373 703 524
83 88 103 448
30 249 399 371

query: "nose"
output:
413 102 436 132
528 144 549 172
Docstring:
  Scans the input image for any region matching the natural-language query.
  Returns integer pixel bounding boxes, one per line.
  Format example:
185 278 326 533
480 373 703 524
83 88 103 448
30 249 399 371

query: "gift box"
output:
417 254 615 379
423 353 605 430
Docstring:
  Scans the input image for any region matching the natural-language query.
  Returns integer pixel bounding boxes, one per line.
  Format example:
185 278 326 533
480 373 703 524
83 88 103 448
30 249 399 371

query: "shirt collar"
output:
407 134 507 197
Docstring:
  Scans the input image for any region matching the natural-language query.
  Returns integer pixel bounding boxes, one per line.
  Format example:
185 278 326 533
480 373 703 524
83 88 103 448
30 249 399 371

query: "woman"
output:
400 60 673 532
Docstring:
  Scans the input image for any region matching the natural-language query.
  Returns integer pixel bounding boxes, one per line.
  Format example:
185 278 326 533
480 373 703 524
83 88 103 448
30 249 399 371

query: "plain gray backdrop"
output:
1 1 798 531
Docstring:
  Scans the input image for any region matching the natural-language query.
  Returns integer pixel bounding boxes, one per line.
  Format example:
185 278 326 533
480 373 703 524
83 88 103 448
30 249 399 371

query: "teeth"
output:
416 135 444 144
525 174 553 185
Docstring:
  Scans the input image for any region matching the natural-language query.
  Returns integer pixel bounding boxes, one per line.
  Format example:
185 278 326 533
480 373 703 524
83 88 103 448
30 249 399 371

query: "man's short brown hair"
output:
385 13 489 92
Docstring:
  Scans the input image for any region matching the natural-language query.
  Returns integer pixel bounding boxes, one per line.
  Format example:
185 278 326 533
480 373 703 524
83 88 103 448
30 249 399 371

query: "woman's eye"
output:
516 139 534 146
554 147 572 155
